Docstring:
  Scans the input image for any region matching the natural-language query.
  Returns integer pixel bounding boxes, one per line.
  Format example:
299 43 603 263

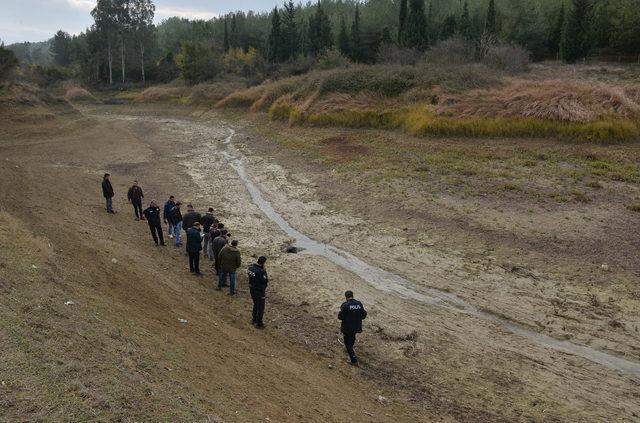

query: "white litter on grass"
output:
601 264 610 271
111 258 118 264
31 265 38 269
178 318 188 324
64 300 74 306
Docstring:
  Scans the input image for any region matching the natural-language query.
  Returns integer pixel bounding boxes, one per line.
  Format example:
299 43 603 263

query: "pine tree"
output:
561 0 591 63
427 0 436 42
548 4 564 58
223 18 229 53
350 4 362 61
307 1 333 56
338 16 350 57
267 7 283 63
398 0 408 46
441 15 457 39
282 0 298 60
230 14 238 49
459 1 472 39
405 0 428 49
485 0 497 34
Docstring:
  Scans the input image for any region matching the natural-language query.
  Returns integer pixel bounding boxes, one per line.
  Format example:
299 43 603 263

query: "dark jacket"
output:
127 185 144 203
218 245 241 272
338 299 367 334
212 235 228 259
170 206 183 224
163 200 175 223
248 263 268 292
102 179 114 198
182 211 202 231
200 213 215 232
186 227 203 253
143 206 162 226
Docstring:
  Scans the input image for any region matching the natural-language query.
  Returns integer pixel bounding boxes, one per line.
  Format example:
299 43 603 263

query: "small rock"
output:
328 364 335 369
111 258 118 264
178 318 188 324
64 300 74 306
601 264 609 271
377 395 388 404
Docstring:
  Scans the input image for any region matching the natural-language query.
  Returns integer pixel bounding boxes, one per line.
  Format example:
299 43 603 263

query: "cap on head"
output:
231 240 238 247
345 290 354 299
258 256 267 265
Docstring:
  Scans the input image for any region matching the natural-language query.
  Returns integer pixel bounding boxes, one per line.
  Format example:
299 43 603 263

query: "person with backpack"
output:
248 256 269 328
101 173 115 214
170 202 183 247
218 240 241 295
338 290 368 365
163 195 176 239
127 180 145 221
143 200 165 246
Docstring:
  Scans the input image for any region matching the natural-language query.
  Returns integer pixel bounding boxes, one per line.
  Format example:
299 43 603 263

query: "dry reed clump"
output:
441 80 640 122
214 84 265 108
136 86 187 102
64 86 98 103
189 81 245 105
308 92 399 114
250 75 311 112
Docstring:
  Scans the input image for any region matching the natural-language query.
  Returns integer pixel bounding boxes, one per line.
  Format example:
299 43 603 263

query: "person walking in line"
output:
211 229 228 275
170 202 183 247
163 195 176 239
102 173 115 214
127 180 145 221
338 290 367 365
200 208 215 258
248 256 268 328
218 240 241 295
143 200 165 246
186 222 203 275
182 204 201 233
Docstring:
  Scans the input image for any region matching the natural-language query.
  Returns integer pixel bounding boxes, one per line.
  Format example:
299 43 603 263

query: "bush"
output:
0 44 18 80
223 48 264 78
176 42 221 85
376 43 423 65
24 65 70 87
314 49 351 71
483 44 530 73
156 52 179 83
424 37 476 65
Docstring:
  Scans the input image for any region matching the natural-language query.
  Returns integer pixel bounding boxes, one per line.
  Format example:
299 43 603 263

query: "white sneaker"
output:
169 234 174 239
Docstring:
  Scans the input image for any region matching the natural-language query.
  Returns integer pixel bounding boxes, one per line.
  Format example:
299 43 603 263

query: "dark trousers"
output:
132 201 143 219
343 332 358 363
251 289 266 325
148 223 164 245
213 253 221 275
188 251 200 273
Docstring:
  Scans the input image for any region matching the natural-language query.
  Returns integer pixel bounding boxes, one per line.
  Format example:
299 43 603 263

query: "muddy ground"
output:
1 102 639 422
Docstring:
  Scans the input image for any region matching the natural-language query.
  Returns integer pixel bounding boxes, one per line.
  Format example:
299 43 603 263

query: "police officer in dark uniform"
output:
338 290 367 365
248 256 268 328
142 200 165 246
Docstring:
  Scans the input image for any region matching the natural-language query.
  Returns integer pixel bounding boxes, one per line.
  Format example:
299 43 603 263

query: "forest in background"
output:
2 0 640 87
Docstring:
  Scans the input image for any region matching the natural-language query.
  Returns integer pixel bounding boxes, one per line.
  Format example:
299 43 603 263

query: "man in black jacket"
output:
186 222 203 274
248 256 268 328
163 196 176 239
127 181 145 221
182 205 201 232
211 229 228 275
170 202 183 247
143 200 165 246
200 208 215 258
338 290 367 365
102 173 115 214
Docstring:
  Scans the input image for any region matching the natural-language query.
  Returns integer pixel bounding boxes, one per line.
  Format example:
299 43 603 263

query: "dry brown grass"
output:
442 79 640 122
136 85 188 102
64 86 98 103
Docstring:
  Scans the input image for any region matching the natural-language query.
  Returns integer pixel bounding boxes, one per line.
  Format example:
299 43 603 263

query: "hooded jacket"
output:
218 245 241 273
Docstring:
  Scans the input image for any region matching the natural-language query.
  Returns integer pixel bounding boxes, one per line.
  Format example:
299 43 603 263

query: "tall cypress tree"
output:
338 16 350 57
441 15 457 39
223 18 230 53
267 7 283 62
350 4 362 61
548 4 565 58
459 1 472 39
561 0 591 63
486 0 497 34
230 14 238 49
405 0 428 49
282 0 298 60
308 1 332 56
398 0 408 46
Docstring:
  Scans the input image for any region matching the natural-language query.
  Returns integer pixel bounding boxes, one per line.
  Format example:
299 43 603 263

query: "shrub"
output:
483 44 530 73
156 52 179 83
176 42 221 85
223 47 264 78
0 44 18 80
314 49 351 71
376 43 423 65
424 37 476 65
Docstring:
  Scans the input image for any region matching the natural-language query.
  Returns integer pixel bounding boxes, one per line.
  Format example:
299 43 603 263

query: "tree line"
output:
9 0 640 86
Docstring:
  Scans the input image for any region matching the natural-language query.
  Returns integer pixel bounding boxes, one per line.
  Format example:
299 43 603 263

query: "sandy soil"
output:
1 102 639 422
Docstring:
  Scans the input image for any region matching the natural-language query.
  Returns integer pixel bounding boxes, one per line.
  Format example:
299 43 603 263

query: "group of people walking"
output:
101 173 367 363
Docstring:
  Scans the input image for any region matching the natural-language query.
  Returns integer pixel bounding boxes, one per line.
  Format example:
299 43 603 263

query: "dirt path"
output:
3 102 639 422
